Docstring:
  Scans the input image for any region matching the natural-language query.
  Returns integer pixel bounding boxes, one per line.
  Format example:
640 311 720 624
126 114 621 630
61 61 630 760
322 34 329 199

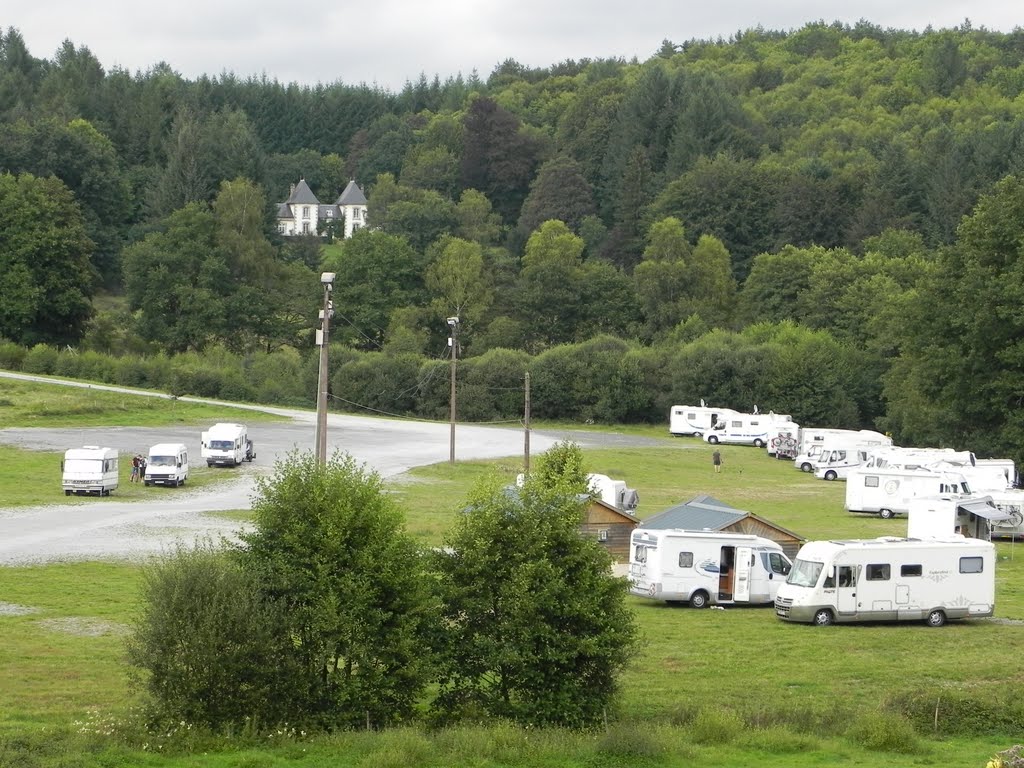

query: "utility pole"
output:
523 371 531 475
447 317 459 464
315 272 335 465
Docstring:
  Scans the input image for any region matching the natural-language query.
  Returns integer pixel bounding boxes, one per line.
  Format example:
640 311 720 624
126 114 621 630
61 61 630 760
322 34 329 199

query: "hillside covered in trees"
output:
1 21 1023 461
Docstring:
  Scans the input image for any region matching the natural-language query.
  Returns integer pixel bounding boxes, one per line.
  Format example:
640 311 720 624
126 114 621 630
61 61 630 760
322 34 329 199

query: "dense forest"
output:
1 21 1023 462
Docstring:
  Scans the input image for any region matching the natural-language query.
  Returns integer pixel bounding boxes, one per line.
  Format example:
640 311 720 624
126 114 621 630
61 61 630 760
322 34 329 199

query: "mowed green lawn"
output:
0 380 1021 765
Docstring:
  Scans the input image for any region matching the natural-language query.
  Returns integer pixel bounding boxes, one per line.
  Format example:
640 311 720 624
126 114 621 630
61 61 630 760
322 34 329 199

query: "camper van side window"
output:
901 564 922 577
959 557 983 574
765 552 791 575
679 552 693 568
866 564 890 581
865 476 879 488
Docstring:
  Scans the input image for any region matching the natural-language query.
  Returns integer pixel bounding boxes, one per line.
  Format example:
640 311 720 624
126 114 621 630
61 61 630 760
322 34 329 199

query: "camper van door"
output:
734 546 752 601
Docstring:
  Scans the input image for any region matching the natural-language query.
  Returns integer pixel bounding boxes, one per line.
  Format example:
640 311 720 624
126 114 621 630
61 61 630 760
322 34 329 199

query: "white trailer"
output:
704 412 797 448
845 466 971 519
774 536 995 627
907 495 1013 540
200 423 254 467
668 404 740 437
144 443 190 487
795 430 891 473
61 446 118 496
587 473 639 512
629 529 793 608
987 488 1024 539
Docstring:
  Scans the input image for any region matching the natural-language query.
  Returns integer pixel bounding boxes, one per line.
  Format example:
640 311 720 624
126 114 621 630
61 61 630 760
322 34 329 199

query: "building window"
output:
598 529 608 542
303 206 310 219
960 556 983 574
353 208 361 220
325 209 333 218
866 564 890 581
679 552 693 568
302 222 310 234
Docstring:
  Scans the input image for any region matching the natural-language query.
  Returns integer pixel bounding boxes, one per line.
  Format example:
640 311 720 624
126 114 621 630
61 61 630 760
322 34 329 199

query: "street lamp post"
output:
447 316 459 464
315 272 335 465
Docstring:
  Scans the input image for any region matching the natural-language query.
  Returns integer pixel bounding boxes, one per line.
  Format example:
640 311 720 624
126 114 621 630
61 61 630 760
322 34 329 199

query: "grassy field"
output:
1 382 1021 766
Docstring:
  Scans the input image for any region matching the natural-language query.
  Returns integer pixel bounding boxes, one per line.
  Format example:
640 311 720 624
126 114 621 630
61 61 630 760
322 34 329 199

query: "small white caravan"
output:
907 495 1013 540
61 446 118 496
200 423 254 467
775 536 995 626
629 529 793 607
144 443 189 487
668 404 740 437
704 412 798 448
845 466 971 518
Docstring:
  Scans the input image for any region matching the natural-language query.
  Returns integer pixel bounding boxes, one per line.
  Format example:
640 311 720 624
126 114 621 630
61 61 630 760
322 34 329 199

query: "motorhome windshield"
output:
209 440 234 451
64 459 101 473
786 558 823 588
149 455 176 467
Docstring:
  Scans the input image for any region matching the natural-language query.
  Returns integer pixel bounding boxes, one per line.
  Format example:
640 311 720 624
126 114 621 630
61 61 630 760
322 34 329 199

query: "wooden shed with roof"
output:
580 497 641 562
640 494 804 558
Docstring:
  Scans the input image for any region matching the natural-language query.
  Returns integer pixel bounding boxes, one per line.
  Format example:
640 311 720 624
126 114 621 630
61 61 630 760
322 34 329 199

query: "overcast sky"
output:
6 1 1021 92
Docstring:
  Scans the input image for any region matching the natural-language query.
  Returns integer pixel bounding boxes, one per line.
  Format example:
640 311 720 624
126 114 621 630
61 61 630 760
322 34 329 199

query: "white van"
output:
668 404 739 437
144 443 189 487
629 529 793 608
61 446 118 496
795 429 891 473
704 413 797 448
775 536 995 626
200 423 254 467
845 466 972 518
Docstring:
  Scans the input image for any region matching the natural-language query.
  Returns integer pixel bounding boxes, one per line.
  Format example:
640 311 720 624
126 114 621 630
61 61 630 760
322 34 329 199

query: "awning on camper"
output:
957 498 1012 521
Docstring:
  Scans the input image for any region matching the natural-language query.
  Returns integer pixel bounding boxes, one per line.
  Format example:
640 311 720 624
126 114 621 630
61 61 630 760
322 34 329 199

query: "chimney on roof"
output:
289 183 295 195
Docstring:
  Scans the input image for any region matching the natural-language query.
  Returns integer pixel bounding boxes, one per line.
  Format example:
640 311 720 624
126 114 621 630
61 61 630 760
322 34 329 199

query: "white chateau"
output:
276 179 368 238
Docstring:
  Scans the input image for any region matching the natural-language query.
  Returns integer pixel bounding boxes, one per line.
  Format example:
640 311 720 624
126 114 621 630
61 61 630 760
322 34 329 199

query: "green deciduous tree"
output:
432 469 638 728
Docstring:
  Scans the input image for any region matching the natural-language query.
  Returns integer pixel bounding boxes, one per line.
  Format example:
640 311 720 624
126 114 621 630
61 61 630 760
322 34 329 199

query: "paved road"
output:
0 371 670 564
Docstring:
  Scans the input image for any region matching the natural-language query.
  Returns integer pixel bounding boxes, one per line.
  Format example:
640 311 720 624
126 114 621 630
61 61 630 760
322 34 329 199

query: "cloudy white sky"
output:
6 1 1021 91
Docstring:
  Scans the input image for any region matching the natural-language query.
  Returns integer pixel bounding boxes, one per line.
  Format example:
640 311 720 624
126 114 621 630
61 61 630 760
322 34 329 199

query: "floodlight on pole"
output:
315 272 335 465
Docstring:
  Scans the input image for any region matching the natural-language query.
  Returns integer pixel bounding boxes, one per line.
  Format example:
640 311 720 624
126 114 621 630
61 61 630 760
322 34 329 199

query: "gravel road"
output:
0 372 672 565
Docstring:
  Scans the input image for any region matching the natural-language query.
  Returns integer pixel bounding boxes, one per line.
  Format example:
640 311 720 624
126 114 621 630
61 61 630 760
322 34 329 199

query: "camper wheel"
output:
813 609 834 626
690 590 710 609
800 462 813 472
753 438 766 448
879 508 895 519
824 470 838 481
64 490 71 496
707 435 719 445
925 609 946 627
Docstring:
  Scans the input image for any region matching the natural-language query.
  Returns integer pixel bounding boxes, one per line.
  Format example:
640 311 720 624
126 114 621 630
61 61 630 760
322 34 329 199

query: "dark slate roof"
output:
318 204 340 218
286 179 320 205
336 179 367 206
642 494 744 531
276 202 292 218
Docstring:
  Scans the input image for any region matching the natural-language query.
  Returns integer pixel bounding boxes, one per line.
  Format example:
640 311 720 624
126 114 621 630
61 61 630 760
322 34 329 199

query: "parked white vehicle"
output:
813 447 875 481
629 529 793 608
845 466 972 518
669 404 740 437
929 459 1016 493
144 443 190 487
795 430 891 473
704 413 797 448
775 536 995 627
587 473 639 511
987 488 1024 539
200 423 254 467
61 446 118 496
861 447 974 471
907 495 1012 540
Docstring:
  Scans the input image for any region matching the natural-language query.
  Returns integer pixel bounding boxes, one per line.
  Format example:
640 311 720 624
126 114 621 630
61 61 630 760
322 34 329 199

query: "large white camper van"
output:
907 495 1012 540
200 423 254 467
704 412 798 448
797 430 891 474
61 446 118 496
986 488 1024 539
845 466 971 518
144 443 189 487
669 404 739 437
629 529 793 608
774 536 995 626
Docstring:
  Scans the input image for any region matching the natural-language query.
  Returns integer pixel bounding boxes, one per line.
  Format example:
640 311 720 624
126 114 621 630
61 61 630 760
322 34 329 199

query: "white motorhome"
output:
796 430 891 473
845 466 971 519
586 473 639 512
704 413 798 448
907 495 1013 540
200 423 255 467
987 488 1024 539
862 447 974 471
774 536 995 627
929 459 1016 493
144 443 190 487
629 529 793 608
61 446 118 496
668 404 739 437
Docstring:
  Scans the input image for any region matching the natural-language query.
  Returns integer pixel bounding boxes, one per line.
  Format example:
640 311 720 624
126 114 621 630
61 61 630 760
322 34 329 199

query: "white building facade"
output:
276 179 368 239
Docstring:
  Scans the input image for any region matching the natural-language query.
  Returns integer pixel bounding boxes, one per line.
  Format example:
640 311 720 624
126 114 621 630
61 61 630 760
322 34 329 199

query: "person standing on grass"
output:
130 454 140 483
713 449 722 473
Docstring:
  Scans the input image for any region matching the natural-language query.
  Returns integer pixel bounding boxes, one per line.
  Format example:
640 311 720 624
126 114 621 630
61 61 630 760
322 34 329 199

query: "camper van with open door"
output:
629 529 792 607
669 404 740 437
